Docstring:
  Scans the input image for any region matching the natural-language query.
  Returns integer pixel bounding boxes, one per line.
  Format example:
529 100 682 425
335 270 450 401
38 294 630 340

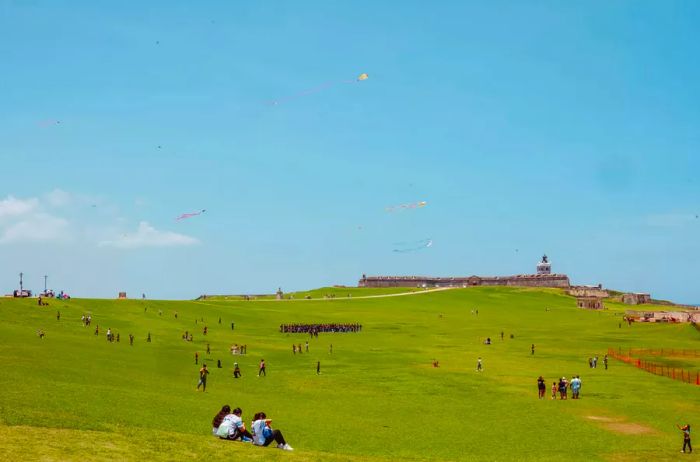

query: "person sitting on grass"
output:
251 412 293 451
216 407 253 442
212 405 231 435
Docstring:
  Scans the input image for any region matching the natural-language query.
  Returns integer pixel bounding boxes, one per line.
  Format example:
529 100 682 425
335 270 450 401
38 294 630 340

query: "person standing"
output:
329 344 333 355
258 359 266 377
292 344 296 355
678 424 692 453
207 343 211 355
531 344 535 355
56 311 60 321
305 341 309 352
233 362 241 378
129 333 134 346
197 364 209 391
195 352 199 364
476 357 483 372
570 375 582 399
316 361 321 375
604 355 609 370
537 376 546 399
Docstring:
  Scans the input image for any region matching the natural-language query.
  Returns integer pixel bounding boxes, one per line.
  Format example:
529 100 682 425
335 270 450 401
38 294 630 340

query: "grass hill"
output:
0 287 698 461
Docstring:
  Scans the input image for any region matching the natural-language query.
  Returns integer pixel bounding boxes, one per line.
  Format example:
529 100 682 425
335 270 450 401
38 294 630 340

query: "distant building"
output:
625 310 692 322
536 255 551 275
118 292 127 299
276 287 284 300
568 285 609 298
622 293 651 305
359 255 570 289
576 297 604 310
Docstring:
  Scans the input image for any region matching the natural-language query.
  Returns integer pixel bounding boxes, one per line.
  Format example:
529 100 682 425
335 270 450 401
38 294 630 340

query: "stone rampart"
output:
358 273 570 289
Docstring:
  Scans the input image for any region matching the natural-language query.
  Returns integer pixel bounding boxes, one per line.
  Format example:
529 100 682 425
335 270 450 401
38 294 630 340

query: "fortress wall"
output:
359 274 570 289
568 287 610 298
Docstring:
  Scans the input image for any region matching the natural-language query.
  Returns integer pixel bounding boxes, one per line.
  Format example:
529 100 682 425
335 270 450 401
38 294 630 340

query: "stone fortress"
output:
358 255 570 289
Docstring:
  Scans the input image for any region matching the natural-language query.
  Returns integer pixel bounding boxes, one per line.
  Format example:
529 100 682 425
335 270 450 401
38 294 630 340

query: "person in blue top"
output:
251 412 293 450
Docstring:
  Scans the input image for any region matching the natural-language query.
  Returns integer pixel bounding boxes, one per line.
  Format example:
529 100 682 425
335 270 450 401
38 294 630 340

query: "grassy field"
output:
0 287 698 461
203 286 426 300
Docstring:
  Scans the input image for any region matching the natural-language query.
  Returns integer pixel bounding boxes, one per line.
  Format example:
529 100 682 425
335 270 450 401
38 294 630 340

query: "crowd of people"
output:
537 375 583 400
279 323 362 335
211 405 293 451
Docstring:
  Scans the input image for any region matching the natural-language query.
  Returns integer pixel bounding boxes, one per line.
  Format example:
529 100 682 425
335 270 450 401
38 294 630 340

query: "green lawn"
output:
203 286 426 300
0 287 698 461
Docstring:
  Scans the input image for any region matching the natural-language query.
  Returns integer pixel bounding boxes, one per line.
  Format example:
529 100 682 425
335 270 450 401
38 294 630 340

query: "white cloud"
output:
99 221 199 249
0 213 69 243
0 195 39 219
646 213 697 228
45 189 72 207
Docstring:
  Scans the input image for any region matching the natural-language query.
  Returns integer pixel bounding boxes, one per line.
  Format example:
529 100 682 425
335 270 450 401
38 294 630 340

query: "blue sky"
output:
1 1 699 301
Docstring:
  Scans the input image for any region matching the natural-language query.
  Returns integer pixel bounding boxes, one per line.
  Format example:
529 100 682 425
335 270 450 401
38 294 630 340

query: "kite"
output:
268 72 368 106
392 238 433 253
385 201 427 213
176 209 206 221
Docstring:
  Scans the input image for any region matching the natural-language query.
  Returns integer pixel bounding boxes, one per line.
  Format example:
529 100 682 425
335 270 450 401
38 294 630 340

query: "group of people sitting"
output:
279 323 362 334
211 405 293 451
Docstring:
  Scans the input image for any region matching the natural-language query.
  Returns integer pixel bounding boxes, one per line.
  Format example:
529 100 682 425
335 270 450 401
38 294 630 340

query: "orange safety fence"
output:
608 348 700 386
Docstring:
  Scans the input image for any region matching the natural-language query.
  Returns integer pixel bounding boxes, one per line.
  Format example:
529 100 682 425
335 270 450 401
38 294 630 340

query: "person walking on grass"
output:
678 424 692 453
258 359 266 377
197 364 209 391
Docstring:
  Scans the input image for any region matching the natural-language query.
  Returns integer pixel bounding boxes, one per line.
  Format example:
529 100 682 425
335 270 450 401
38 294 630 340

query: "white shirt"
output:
219 414 244 437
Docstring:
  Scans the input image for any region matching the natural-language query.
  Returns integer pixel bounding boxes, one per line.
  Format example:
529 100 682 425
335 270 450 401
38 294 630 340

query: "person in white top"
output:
251 411 293 451
216 407 253 442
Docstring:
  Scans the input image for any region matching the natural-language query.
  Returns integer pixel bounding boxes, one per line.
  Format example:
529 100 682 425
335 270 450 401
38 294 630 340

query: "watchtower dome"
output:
536 255 551 275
